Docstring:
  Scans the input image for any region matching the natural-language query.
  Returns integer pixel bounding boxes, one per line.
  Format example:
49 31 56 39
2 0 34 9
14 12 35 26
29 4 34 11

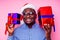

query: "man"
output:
7 4 51 40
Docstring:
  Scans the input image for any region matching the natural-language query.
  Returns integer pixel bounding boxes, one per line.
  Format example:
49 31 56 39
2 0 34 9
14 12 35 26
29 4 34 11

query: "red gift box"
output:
8 13 21 24
5 13 23 35
38 6 55 32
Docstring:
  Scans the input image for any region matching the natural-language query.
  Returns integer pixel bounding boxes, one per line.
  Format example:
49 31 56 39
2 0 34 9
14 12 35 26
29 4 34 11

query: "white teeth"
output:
26 19 31 21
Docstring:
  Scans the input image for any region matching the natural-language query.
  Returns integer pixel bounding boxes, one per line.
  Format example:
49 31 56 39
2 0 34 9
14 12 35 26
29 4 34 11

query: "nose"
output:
26 14 30 18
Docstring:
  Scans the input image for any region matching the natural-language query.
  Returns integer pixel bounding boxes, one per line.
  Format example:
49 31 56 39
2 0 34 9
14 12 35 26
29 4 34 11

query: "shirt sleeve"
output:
7 28 19 40
7 35 19 40
7 36 13 40
43 37 47 40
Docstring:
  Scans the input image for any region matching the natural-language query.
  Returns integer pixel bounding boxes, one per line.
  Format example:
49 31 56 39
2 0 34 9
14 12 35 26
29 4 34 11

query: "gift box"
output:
5 13 23 35
38 6 55 32
8 13 21 24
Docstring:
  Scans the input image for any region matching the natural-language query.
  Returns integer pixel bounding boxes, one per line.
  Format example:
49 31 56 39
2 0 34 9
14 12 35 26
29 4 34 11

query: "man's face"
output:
23 8 36 25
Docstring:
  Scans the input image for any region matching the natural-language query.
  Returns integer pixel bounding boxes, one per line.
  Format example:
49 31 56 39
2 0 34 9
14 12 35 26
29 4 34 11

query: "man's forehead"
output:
25 9 31 12
24 8 35 12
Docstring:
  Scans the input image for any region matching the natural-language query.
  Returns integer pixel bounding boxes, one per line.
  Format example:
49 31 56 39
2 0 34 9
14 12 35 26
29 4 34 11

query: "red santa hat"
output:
20 3 36 15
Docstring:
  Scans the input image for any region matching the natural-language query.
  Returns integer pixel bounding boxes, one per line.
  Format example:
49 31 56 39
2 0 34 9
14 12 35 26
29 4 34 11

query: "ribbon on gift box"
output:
38 15 54 20
8 13 21 24
38 15 55 32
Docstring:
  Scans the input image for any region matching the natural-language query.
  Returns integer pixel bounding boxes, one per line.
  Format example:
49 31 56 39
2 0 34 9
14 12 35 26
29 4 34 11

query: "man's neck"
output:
26 22 35 28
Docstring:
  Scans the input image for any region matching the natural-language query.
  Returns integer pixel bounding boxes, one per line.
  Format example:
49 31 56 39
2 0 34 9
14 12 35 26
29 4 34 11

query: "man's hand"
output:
7 24 15 36
43 24 52 40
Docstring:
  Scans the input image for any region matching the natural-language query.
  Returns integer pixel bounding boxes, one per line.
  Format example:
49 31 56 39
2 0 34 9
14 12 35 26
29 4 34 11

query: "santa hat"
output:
20 3 36 15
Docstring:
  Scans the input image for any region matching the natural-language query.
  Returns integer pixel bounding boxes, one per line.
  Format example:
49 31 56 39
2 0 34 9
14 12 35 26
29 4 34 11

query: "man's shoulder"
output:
34 23 45 32
14 23 26 30
14 24 25 34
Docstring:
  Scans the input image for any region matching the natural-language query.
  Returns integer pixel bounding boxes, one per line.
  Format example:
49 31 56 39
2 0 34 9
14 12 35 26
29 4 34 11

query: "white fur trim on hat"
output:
20 4 35 15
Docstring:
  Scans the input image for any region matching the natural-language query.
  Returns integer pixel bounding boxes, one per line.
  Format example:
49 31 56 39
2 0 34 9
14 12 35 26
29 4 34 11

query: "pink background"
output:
0 0 60 40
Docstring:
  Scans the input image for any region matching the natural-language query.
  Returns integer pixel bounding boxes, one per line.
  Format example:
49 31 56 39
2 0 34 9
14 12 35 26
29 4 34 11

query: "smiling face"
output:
23 8 36 25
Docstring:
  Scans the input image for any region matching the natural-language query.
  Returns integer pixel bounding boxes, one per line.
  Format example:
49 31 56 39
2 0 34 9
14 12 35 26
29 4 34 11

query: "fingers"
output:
6 23 15 35
7 24 15 32
9 24 15 28
7 24 15 34
44 24 51 28
43 24 52 31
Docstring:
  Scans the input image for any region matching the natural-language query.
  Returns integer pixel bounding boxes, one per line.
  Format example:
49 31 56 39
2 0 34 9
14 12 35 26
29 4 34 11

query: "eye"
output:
30 12 33 15
23 12 27 15
24 13 27 15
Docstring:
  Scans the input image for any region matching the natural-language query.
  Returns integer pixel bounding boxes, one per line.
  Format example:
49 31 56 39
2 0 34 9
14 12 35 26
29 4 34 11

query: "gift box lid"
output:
38 6 52 15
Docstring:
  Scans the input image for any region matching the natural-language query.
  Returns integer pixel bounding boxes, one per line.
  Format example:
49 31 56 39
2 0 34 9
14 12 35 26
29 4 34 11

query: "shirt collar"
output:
21 23 40 29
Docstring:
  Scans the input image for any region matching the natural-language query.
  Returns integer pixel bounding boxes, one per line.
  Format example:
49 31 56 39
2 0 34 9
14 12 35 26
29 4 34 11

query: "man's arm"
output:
43 24 52 40
7 35 19 40
7 24 14 40
7 30 19 40
7 36 13 40
46 33 51 40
